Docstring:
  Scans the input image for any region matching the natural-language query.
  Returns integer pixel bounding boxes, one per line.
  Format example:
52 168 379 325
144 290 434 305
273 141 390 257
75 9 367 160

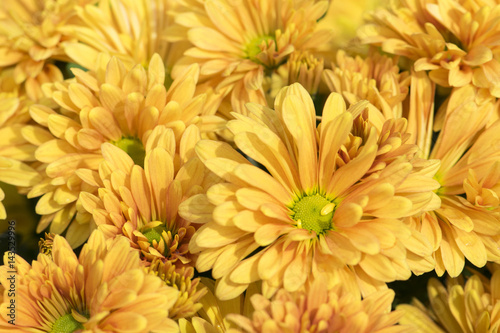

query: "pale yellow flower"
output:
359 0 500 97
0 0 94 101
169 0 332 114
0 230 180 332
398 264 500 332
323 49 410 127
24 53 222 247
78 127 213 267
407 84 500 277
227 279 411 333
62 0 187 79
181 83 440 300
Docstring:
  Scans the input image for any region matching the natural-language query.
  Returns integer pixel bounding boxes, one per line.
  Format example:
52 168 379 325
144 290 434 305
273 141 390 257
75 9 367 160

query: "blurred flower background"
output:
3 0 500 332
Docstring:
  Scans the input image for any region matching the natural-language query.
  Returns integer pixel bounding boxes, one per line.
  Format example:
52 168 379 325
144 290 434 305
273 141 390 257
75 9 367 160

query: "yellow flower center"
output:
51 313 84 333
112 136 145 168
292 194 335 235
245 35 274 63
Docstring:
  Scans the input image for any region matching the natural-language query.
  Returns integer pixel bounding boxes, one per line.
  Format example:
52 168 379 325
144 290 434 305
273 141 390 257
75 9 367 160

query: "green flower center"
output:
142 224 168 245
245 35 274 63
292 194 335 235
51 313 84 333
111 136 145 168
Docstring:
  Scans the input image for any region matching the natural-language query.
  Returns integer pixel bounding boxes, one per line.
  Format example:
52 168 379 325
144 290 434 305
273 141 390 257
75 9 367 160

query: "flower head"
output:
24 53 221 247
227 279 410 333
78 126 212 267
170 0 332 113
323 49 410 124
0 230 180 332
0 0 94 100
398 264 500 332
359 0 500 97
407 84 500 277
181 83 440 300
63 0 186 78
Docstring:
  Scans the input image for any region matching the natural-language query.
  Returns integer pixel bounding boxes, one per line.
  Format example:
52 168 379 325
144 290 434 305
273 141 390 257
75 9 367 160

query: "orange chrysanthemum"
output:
181 83 440 300
227 279 410 333
169 0 332 114
23 53 222 247
78 127 213 267
0 230 179 332
359 0 500 96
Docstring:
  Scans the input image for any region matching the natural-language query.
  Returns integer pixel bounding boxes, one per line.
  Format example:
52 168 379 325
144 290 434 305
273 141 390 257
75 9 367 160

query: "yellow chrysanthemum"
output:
322 49 410 126
359 0 500 97
180 83 440 300
0 0 95 101
0 230 180 332
78 126 214 267
407 84 500 277
23 53 222 247
398 264 500 332
62 0 187 79
0 76 43 220
169 0 332 114
227 279 410 333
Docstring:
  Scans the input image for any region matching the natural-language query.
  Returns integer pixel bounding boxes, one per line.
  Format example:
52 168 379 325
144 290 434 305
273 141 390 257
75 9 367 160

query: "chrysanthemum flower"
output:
169 0 332 114
0 230 180 332
407 84 500 277
227 279 410 333
24 53 222 247
323 50 410 125
398 264 500 332
62 0 186 78
78 126 212 267
180 83 440 300
359 0 500 97
0 0 95 101
0 85 42 219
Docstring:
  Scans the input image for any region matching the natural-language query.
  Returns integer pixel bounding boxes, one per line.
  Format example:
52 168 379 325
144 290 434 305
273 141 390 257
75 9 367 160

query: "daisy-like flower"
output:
169 0 332 114
78 125 212 267
322 49 410 126
181 83 440 300
0 78 42 219
24 53 221 247
359 0 500 97
0 0 95 101
62 0 187 79
398 264 500 332
0 229 180 332
227 279 410 333
407 84 500 277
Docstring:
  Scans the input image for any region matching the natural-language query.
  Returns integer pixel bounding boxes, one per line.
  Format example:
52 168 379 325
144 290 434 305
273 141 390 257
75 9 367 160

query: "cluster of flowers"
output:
2 0 500 331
